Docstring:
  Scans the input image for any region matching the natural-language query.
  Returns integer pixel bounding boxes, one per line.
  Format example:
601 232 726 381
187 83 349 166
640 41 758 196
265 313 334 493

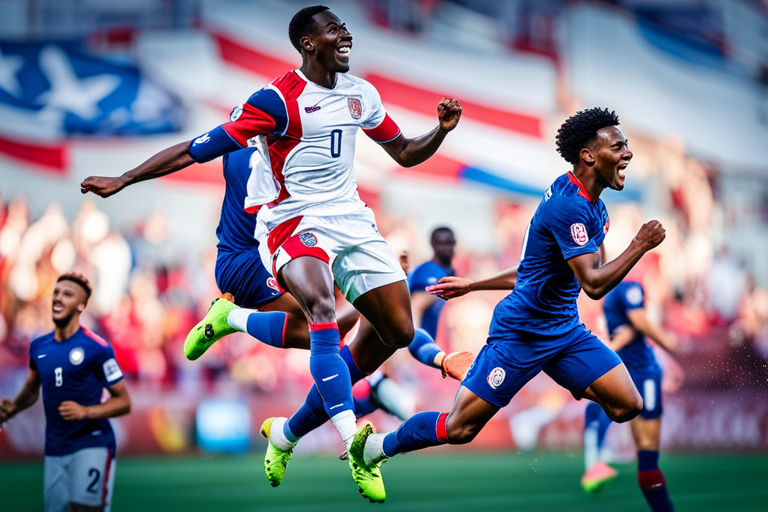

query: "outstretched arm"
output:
568 220 665 300
626 308 677 353
81 141 195 198
0 368 41 424
379 98 462 167
426 267 518 300
58 380 131 421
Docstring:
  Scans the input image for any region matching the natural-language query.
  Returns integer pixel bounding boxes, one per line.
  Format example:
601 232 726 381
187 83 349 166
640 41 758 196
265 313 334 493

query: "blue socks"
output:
245 311 287 348
407 328 443 368
637 450 675 512
286 344 364 438
307 323 354 418
382 411 447 456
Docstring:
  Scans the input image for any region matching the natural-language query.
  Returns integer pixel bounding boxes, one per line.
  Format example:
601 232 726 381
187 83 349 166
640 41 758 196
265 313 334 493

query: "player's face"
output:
309 11 353 73
432 231 456 262
591 126 632 191
51 280 87 326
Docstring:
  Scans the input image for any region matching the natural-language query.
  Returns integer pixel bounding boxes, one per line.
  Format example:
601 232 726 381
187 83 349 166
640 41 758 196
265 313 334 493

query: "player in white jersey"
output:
81 5 461 502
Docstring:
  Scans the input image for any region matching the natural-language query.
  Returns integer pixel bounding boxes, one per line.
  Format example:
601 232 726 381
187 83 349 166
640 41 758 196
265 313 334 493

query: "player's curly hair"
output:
57 272 92 303
555 108 620 165
289 5 330 53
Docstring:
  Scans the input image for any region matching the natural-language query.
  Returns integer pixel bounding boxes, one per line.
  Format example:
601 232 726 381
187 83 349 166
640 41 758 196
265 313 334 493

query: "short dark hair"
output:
57 272 92 303
555 108 620 165
430 226 455 242
289 5 329 53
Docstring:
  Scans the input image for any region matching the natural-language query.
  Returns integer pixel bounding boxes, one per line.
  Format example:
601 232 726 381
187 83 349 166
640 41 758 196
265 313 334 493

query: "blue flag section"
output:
0 42 184 137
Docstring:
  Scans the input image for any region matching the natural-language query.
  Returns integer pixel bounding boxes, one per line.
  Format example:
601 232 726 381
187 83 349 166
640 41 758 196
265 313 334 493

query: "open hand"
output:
426 276 471 299
437 98 462 132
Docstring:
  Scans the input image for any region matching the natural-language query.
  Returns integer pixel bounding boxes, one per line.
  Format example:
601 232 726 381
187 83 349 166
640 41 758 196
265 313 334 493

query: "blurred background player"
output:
0 273 130 512
581 279 678 512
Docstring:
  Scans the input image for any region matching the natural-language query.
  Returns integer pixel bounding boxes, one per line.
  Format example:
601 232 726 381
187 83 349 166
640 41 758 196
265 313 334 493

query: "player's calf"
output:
445 413 483 444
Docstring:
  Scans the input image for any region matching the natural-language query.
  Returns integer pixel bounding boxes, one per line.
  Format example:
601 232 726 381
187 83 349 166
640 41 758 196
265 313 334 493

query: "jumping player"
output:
0 273 131 512
350 108 666 501
80 5 461 500
581 279 677 511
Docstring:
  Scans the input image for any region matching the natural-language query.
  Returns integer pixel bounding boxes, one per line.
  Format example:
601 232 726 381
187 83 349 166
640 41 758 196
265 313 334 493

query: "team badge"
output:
570 223 589 246
347 97 362 119
299 232 317 247
487 367 506 389
625 286 643 306
603 218 610 235
230 105 243 122
266 277 280 291
69 347 84 366
102 358 123 382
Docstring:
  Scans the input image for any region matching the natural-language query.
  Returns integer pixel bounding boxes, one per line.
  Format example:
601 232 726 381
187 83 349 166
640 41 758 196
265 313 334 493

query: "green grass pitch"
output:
2 451 767 511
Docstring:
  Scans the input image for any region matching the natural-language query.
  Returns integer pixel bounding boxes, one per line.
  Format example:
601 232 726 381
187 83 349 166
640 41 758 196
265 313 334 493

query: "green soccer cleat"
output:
580 461 618 493
260 417 293 487
184 297 238 360
348 422 386 503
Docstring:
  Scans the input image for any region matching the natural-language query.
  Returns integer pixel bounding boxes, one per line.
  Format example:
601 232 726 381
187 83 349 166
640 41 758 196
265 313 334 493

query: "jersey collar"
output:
567 171 594 202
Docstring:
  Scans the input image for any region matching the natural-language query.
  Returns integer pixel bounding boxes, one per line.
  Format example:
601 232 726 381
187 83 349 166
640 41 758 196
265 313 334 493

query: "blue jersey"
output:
214 148 282 307
491 173 610 336
408 260 454 338
29 327 124 456
602 281 660 372
216 147 261 254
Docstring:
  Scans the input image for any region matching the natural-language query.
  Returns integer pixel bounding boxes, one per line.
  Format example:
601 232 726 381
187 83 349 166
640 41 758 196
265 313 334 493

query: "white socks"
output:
226 308 253 332
363 432 387 466
269 417 297 451
330 410 358 450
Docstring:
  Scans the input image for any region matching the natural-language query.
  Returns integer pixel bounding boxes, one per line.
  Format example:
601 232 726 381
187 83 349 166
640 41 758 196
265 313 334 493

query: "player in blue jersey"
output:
0 273 131 512
581 280 677 511
409 227 456 339
349 107 667 500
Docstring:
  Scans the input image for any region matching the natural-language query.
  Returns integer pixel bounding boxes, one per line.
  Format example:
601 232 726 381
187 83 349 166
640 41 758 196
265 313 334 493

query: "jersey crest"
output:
570 223 589 246
347 97 362 119
69 347 85 365
487 367 506 389
299 232 318 247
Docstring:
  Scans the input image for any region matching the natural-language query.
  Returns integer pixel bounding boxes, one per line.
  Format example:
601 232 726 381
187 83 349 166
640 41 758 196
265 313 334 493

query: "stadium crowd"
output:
1 130 766 400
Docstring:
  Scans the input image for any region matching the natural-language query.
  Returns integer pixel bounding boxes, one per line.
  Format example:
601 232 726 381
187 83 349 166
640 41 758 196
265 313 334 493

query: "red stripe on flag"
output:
0 135 67 172
392 153 463 181
207 28 296 79
159 161 224 186
365 73 542 139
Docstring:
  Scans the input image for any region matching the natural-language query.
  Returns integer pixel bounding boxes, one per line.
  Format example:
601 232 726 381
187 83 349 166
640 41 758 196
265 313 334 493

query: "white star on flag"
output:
0 48 24 97
36 45 120 119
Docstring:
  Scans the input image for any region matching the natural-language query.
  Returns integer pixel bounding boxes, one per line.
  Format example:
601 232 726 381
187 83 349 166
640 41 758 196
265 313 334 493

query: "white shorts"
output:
264 207 406 304
44 447 115 512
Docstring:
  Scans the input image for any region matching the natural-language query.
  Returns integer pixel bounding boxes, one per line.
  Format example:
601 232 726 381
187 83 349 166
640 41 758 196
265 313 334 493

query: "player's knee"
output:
306 299 337 324
383 323 414 349
445 417 480 445
607 395 643 423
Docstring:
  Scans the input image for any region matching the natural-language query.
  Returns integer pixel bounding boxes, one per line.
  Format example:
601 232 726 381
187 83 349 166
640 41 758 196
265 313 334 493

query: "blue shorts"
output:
628 366 663 419
462 324 621 408
215 249 281 309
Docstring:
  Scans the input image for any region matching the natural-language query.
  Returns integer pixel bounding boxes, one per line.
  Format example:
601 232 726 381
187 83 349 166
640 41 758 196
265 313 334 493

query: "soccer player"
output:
350 107 666 501
0 273 130 512
581 280 677 511
80 5 461 501
407 227 457 368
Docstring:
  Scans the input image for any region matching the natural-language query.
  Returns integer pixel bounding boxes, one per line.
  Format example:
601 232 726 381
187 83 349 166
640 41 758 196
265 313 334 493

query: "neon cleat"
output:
260 417 293 487
184 297 238 360
581 461 618 492
348 422 386 503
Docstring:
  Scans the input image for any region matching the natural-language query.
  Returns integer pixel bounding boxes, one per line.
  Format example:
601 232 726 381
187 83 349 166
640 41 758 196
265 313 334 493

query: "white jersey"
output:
189 69 401 232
